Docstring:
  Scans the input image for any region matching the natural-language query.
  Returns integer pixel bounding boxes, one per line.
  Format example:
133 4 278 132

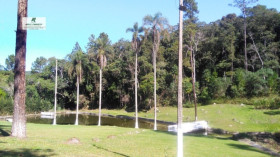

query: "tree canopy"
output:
1 4 280 114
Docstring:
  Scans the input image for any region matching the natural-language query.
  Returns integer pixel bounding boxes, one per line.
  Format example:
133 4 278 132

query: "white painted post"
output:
53 59 57 125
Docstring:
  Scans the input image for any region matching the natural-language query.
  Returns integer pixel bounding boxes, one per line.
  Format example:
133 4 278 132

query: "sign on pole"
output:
22 17 46 30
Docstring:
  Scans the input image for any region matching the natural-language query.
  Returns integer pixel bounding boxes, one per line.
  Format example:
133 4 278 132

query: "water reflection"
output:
27 114 168 131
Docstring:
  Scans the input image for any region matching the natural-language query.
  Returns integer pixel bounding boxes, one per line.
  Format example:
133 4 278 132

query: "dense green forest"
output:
1 4 280 114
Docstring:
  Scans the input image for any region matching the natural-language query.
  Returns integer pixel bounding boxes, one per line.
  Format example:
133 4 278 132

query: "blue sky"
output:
0 0 280 71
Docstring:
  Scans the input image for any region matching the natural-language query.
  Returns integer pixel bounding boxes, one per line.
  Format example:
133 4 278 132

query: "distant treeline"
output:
1 4 280 114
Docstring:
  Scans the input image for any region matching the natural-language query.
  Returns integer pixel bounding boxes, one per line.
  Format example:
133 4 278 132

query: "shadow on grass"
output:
264 110 280 115
0 148 55 157
93 144 130 157
153 130 230 140
0 125 10 128
0 125 10 137
154 130 273 156
0 129 10 137
227 144 273 156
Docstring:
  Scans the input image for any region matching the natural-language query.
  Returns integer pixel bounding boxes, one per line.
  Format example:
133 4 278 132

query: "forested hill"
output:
1 5 280 113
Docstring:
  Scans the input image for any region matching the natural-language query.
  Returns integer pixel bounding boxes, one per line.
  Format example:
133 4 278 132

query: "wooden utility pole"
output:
11 0 28 138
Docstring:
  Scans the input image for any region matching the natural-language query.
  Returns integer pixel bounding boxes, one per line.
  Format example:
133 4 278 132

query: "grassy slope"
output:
85 104 280 133
0 121 272 157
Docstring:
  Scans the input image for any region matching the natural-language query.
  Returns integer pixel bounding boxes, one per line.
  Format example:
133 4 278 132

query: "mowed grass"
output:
86 104 280 133
0 121 273 157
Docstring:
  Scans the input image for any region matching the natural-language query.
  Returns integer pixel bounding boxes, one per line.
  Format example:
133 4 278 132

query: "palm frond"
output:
133 22 139 32
138 26 144 33
126 28 134 33
143 15 153 25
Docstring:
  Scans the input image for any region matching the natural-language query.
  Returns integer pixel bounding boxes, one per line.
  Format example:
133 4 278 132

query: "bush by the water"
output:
0 97 13 115
26 97 53 113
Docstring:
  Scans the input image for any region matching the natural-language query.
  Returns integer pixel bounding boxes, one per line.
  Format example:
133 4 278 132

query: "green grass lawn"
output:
0 121 273 157
83 104 280 133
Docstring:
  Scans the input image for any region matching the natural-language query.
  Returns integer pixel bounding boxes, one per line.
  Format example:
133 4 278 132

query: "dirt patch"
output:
66 137 81 144
92 138 100 142
107 135 116 139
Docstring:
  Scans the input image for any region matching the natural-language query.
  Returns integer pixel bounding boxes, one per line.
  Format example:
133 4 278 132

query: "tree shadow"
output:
155 130 277 156
227 144 275 156
0 128 10 136
0 148 56 157
0 125 10 137
0 125 11 129
153 130 224 139
92 144 130 157
264 110 280 115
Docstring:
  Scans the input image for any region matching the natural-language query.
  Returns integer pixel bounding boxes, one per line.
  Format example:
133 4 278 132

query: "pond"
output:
27 113 170 131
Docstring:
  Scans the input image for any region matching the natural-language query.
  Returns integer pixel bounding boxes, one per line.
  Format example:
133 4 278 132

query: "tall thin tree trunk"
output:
194 46 197 83
98 68 102 126
177 0 184 156
231 61 234 81
243 5 248 72
135 53 139 129
53 59 58 125
190 48 197 121
11 0 28 138
75 75 79 125
153 42 157 131
249 33 264 68
231 41 234 81
193 52 197 121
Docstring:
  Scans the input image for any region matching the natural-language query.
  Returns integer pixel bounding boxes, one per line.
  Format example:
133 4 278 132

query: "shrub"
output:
183 102 194 108
232 69 246 94
253 97 280 109
0 97 13 115
0 88 7 98
26 97 53 113
245 72 268 97
198 87 211 104
226 85 240 98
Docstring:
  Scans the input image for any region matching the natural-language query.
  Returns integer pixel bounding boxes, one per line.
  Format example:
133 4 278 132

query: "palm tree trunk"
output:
135 53 139 129
11 0 28 138
153 44 157 131
98 68 102 126
75 75 79 125
177 1 184 156
53 59 58 125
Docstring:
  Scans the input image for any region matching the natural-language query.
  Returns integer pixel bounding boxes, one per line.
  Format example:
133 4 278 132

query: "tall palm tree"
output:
12 0 28 138
143 12 169 130
96 33 110 126
53 59 58 125
67 42 84 125
126 22 143 129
